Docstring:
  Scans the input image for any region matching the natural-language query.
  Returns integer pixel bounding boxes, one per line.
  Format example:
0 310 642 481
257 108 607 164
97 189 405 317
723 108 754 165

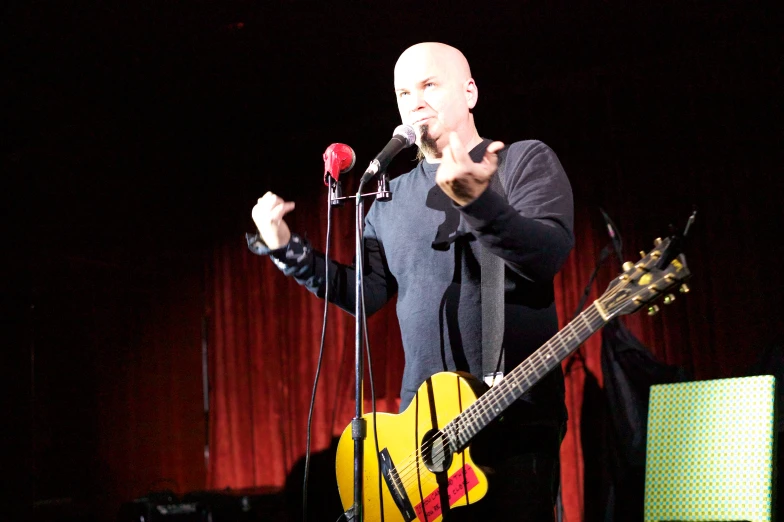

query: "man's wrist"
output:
247 233 287 256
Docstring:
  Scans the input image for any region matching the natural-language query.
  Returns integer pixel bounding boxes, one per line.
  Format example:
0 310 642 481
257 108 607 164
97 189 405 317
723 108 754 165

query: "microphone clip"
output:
376 173 392 202
329 178 345 207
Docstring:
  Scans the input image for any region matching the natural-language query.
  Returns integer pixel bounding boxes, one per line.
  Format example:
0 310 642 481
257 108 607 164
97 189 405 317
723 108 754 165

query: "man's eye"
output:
398 92 409 98
425 83 435 88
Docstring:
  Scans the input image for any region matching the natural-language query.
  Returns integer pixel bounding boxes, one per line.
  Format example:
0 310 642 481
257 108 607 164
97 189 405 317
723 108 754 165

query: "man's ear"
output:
465 79 478 109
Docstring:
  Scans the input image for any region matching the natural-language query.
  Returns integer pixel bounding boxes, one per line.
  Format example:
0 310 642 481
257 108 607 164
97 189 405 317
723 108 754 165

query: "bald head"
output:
394 43 472 86
393 43 481 161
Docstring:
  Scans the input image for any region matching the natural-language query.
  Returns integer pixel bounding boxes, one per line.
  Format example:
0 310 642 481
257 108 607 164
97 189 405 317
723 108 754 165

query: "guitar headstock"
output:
599 235 691 319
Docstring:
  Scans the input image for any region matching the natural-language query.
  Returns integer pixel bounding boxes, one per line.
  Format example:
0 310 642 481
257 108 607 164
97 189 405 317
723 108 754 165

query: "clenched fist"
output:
251 192 296 250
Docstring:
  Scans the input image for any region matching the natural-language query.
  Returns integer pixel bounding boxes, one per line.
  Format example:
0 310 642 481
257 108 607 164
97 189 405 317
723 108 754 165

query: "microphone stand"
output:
563 244 611 376
564 207 625 376
330 173 391 522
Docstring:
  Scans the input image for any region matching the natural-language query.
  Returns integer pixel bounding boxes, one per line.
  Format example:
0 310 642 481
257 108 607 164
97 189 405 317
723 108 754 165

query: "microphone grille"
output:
342 146 357 173
393 124 416 147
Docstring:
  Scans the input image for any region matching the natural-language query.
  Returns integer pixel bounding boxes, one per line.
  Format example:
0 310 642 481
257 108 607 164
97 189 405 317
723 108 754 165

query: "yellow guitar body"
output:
335 372 489 522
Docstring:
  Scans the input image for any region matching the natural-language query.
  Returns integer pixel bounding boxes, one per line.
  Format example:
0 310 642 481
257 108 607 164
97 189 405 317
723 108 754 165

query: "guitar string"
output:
391 302 609 491
390 272 669 492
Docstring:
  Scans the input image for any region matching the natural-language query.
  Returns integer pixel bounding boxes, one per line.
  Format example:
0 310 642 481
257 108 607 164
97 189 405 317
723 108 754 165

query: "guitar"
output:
335 233 691 522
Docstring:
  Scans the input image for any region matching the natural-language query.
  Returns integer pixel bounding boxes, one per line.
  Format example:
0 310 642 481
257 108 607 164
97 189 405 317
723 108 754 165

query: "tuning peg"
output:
622 261 635 272
654 237 662 246
679 284 690 294
647 305 660 316
663 294 676 305
639 250 646 258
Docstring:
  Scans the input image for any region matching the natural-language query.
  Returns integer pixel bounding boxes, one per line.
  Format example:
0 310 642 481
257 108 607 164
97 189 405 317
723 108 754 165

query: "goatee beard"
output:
417 124 441 159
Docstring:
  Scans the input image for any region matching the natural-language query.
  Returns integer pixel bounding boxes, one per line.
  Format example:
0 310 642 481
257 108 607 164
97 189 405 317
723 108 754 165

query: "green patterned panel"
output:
644 376 776 522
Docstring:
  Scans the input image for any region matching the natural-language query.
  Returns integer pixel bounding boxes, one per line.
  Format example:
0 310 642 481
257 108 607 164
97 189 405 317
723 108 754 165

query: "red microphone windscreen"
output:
323 143 356 185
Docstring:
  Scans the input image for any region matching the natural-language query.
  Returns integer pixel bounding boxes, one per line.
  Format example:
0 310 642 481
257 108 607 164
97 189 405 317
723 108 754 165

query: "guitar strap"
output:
479 140 508 387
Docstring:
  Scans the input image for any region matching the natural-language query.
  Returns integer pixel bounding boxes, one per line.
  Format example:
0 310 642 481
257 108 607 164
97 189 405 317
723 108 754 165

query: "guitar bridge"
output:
379 448 416 521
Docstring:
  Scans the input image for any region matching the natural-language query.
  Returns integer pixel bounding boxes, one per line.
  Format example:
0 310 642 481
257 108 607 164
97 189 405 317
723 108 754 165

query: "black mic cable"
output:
302 186 334 522
599 207 624 265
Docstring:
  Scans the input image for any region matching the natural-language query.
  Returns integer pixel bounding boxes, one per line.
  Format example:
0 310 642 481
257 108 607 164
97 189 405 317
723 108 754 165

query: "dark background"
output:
6 1 783 520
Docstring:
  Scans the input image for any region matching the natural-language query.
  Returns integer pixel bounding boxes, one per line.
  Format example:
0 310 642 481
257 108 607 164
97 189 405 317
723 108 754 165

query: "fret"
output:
509 374 526 397
540 344 559 370
531 359 550 380
593 300 609 321
578 312 592 333
530 361 542 378
588 313 606 333
461 428 475 447
565 322 580 346
554 332 571 357
499 389 515 410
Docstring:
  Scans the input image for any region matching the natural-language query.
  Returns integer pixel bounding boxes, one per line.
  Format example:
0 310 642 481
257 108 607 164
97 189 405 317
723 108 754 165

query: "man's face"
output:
394 46 476 156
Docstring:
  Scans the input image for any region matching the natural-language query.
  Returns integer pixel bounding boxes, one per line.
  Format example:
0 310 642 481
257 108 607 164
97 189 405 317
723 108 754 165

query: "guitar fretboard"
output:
443 303 607 451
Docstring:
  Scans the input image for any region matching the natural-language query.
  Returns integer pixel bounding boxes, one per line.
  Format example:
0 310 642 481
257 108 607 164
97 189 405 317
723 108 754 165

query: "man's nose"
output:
409 90 426 112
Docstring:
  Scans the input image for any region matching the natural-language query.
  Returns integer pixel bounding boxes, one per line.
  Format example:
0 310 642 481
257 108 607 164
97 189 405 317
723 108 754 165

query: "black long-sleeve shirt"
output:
249 139 574 423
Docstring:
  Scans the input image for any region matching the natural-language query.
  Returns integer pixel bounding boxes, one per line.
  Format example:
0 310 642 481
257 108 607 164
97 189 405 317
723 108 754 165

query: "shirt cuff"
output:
246 232 312 271
246 232 285 256
457 187 507 230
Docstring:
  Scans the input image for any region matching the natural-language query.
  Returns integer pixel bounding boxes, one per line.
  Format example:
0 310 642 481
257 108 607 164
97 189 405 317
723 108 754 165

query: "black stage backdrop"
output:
7 2 783 521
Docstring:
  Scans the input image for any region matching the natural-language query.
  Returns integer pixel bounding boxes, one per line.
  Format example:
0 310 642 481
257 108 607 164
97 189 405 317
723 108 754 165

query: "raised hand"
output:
251 192 296 250
435 132 504 206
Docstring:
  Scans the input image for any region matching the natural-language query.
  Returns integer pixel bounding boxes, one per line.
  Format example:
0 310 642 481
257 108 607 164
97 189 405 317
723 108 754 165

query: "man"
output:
249 42 573 520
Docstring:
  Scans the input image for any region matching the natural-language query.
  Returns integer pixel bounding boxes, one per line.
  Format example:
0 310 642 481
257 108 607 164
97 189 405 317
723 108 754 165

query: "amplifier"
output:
118 492 208 522
118 488 285 521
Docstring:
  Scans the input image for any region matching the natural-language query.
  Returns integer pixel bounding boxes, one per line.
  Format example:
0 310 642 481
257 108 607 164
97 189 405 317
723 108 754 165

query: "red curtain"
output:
30 252 207 520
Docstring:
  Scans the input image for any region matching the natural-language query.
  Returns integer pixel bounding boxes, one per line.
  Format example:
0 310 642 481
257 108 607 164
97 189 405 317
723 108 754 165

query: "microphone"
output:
323 143 356 185
358 125 416 188
599 207 624 263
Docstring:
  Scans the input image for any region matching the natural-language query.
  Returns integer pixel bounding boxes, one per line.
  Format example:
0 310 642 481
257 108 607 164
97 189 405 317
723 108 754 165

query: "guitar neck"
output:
444 302 608 451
